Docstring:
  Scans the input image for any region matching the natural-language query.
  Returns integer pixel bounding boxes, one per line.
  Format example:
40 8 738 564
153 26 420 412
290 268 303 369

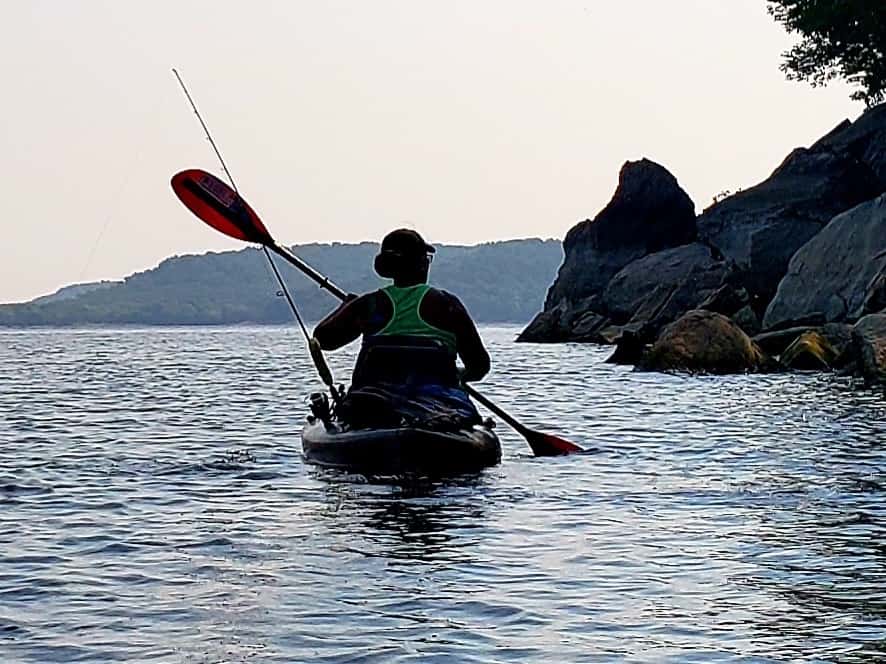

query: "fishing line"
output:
171 68 311 341
78 146 143 284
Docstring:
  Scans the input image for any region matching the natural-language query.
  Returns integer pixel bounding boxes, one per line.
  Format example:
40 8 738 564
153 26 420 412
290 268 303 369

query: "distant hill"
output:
29 281 117 305
0 239 562 326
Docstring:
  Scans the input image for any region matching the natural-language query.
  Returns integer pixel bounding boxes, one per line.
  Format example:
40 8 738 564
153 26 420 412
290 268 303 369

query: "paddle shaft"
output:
462 384 528 435
269 243 348 301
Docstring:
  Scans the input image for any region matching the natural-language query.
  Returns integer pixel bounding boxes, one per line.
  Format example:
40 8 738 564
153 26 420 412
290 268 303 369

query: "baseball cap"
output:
379 228 435 258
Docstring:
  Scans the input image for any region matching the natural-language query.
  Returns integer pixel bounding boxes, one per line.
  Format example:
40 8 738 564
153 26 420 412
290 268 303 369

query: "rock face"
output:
697 145 880 306
753 326 817 356
547 159 696 306
752 322 852 359
521 103 886 349
520 159 696 342
601 243 736 337
852 314 886 384
854 315 886 376
731 305 761 337
863 272 886 315
813 104 886 191
780 331 840 371
639 310 776 374
763 195 886 329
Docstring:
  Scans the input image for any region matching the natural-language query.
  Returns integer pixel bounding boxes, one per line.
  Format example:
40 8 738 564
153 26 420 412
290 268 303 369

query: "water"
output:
1 325 885 663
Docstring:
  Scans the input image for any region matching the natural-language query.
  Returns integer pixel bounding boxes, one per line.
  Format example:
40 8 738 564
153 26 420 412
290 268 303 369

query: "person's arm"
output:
313 294 367 350
445 294 490 382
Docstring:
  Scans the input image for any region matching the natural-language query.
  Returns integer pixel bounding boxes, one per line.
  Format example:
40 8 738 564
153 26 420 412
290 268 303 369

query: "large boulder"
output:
863 271 886 316
780 330 840 371
852 314 886 384
519 296 610 342
697 133 882 307
639 309 777 374
754 326 817 356
600 243 737 338
763 195 886 329
519 159 696 342
546 159 697 307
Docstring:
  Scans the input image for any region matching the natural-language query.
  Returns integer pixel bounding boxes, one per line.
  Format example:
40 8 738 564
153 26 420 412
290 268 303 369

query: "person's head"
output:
374 229 435 285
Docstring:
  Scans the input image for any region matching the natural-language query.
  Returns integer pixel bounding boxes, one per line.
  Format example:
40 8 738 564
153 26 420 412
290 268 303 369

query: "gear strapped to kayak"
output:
342 336 480 431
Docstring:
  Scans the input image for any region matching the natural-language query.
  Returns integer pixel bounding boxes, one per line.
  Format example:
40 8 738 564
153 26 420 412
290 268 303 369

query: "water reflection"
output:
315 472 491 564
728 384 886 661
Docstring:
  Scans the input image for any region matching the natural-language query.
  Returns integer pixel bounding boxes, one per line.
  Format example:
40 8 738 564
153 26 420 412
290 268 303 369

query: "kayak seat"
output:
351 335 458 389
340 335 476 430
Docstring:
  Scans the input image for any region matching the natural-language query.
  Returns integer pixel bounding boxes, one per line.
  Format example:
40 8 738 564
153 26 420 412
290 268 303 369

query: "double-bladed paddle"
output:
171 168 583 457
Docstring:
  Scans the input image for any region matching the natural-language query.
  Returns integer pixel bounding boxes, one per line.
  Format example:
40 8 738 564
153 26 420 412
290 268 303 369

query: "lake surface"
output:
1 325 885 663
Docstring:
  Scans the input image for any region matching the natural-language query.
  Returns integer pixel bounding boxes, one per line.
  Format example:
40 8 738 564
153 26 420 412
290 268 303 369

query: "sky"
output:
0 0 865 303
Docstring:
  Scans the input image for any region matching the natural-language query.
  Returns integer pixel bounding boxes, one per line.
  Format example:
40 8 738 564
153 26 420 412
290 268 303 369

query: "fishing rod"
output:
170 75 582 456
171 68 337 394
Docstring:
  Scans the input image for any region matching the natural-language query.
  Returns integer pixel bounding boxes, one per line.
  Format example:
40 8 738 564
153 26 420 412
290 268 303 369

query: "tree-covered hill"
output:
0 239 562 326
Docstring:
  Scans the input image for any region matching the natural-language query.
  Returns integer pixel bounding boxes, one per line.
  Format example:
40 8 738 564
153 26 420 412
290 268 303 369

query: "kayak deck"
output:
301 419 501 474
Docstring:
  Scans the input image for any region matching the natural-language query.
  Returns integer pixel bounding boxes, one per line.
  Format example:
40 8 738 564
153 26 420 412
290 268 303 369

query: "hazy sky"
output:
1 0 864 303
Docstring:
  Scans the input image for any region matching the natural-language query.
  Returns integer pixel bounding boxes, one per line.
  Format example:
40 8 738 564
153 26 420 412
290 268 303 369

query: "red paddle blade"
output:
526 430 584 457
171 169 273 245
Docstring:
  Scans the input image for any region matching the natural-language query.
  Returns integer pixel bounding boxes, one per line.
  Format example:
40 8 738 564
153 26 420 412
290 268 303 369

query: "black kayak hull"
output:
301 420 502 474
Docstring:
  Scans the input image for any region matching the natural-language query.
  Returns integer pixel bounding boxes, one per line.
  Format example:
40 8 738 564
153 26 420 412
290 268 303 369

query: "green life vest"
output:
376 284 457 355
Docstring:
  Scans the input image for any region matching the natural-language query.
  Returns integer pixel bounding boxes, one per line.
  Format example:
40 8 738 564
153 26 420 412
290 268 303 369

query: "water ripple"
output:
1 325 885 662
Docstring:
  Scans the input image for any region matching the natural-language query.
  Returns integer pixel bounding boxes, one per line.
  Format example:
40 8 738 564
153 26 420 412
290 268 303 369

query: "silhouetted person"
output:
314 229 489 428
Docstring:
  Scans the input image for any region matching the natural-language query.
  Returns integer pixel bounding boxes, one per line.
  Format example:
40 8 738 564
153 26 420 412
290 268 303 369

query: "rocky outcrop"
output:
697 145 881 307
812 104 886 191
600 243 736 337
780 331 840 371
763 195 886 330
639 310 777 374
752 322 853 360
731 306 761 337
604 330 646 365
863 271 886 316
753 326 816 355
521 104 886 350
818 322 855 362
519 159 695 342
852 314 886 384
547 159 696 306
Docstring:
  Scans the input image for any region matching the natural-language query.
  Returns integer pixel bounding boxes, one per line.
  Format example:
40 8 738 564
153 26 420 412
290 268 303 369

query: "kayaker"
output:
313 228 490 428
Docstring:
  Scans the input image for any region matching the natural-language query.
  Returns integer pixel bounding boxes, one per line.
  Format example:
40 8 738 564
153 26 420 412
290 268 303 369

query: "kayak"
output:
301 418 501 474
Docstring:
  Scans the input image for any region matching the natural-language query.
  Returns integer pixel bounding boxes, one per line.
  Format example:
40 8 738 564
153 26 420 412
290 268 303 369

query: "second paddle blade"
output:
171 169 273 245
526 430 584 457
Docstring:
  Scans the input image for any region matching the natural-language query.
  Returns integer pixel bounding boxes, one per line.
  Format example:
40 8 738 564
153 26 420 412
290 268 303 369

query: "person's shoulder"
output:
344 290 383 316
356 289 382 301
427 286 459 302
426 287 468 313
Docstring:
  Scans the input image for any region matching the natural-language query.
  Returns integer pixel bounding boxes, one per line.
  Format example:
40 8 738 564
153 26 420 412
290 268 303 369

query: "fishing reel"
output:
309 392 332 426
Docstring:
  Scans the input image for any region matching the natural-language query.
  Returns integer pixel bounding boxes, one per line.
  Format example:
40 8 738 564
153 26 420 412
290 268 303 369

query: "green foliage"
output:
768 0 886 105
0 240 563 327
